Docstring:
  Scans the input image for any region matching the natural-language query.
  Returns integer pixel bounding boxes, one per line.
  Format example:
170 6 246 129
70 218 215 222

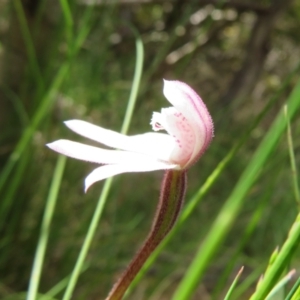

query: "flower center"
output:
151 107 195 167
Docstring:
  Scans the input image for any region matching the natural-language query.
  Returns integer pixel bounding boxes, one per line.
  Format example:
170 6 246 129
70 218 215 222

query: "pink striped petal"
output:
151 107 195 167
85 161 177 191
163 80 214 167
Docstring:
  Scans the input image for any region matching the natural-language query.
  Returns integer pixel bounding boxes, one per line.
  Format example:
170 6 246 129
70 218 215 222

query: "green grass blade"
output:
285 275 300 300
249 98 300 300
265 270 295 300
59 0 73 34
284 105 300 205
26 155 66 300
13 0 44 92
212 186 270 299
59 0 74 56
223 267 244 300
249 214 300 300
232 267 265 300
0 0 94 195
0 152 32 272
0 61 69 219
0 149 30 254
0 64 74 240
61 28 144 300
61 179 113 300
172 81 300 300
2 87 29 126
36 264 89 300
120 26 144 134
290 287 300 300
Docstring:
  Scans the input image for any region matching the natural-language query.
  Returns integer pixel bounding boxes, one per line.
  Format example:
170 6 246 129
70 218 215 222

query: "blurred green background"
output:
0 0 300 299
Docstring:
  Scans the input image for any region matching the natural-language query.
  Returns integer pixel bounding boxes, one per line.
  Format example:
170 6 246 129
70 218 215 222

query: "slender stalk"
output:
285 276 300 300
223 267 244 300
62 179 113 300
26 155 66 300
284 105 300 205
62 28 144 300
59 0 74 56
106 170 187 300
13 0 44 92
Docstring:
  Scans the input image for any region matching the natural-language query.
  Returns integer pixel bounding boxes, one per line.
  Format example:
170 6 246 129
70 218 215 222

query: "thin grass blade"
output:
61 28 144 300
223 267 244 300
265 270 296 300
285 275 300 300
26 156 66 300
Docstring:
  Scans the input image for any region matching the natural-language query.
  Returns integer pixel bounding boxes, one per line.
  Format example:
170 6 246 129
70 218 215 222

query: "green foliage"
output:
0 1 300 300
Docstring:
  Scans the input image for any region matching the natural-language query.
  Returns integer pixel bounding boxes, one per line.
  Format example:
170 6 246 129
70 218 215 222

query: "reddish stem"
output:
106 170 187 300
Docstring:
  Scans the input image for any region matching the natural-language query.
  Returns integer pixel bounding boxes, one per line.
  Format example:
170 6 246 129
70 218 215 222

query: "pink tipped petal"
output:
163 80 214 167
85 161 177 191
46 140 161 165
64 120 175 161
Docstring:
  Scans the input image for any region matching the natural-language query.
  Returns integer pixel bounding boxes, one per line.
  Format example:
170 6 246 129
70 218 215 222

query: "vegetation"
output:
0 0 300 299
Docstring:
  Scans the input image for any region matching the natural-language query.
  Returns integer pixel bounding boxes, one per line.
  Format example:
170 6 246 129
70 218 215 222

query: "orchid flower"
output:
47 80 214 300
47 80 213 191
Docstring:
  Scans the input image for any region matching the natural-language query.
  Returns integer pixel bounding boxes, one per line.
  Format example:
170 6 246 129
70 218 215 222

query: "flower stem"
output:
106 170 187 300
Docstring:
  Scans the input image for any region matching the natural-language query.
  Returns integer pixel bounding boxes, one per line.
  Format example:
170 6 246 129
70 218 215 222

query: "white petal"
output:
64 120 176 161
127 132 176 161
46 140 162 165
85 161 177 191
65 120 130 148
